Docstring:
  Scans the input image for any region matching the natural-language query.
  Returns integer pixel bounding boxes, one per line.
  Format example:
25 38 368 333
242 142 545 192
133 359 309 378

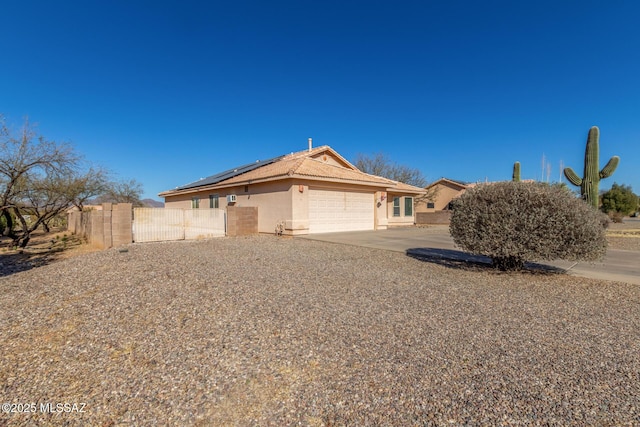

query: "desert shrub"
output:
608 211 626 223
449 181 608 271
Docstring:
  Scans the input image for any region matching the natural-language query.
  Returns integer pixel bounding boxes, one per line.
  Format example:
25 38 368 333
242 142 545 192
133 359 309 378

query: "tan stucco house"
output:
159 144 425 235
415 178 476 213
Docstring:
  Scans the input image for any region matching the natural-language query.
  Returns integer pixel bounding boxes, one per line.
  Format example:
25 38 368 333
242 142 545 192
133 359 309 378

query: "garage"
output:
308 188 375 233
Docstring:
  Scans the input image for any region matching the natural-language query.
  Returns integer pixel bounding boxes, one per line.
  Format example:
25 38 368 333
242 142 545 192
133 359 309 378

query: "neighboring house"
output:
159 144 425 235
415 178 476 213
415 177 537 214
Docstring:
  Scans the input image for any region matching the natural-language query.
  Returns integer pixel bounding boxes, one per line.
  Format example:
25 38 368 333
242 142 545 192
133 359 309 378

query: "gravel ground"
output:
606 235 640 252
606 220 640 252
1 236 639 426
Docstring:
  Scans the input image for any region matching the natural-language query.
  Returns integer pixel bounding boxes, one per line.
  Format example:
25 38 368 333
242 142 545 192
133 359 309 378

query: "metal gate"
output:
133 208 225 243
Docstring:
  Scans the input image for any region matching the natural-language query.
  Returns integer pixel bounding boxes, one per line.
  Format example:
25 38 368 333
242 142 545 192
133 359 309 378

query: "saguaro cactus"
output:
512 162 521 182
563 126 619 208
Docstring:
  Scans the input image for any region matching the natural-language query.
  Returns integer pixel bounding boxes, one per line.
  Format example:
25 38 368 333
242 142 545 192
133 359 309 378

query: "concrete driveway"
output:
300 226 640 285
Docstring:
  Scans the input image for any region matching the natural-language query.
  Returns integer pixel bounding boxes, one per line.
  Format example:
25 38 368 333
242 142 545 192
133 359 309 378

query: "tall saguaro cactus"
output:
512 161 521 182
563 126 619 208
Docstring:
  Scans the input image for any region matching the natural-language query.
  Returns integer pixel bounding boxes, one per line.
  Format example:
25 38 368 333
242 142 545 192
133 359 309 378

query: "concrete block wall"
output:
111 203 133 246
67 212 80 234
67 203 132 249
416 211 453 225
226 206 258 236
90 210 105 247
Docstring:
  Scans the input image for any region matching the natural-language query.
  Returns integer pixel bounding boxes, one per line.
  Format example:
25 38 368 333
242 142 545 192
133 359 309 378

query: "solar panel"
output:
175 155 285 191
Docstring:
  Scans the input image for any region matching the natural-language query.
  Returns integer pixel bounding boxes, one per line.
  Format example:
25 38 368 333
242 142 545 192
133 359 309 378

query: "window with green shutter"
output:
405 197 413 216
393 197 400 217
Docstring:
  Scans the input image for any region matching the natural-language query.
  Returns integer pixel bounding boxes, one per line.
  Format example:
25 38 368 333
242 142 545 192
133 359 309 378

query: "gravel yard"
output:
607 221 640 252
1 235 639 426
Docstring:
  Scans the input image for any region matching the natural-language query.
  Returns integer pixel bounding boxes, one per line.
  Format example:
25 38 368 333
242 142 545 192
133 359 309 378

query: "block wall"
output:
226 206 258 236
67 203 132 249
415 211 453 225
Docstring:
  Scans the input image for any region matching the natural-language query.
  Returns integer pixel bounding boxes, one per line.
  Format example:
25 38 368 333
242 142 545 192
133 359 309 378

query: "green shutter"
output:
404 197 413 216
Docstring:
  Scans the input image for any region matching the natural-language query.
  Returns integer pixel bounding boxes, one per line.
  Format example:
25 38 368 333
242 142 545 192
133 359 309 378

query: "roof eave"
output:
387 187 427 195
159 174 291 197
426 178 469 190
289 174 390 188
160 174 393 197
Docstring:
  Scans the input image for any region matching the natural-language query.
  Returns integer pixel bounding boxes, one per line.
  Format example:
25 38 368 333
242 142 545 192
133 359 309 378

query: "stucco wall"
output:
387 194 416 226
290 182 310 235
164 182 293 234
164 180 415 234
309 152 346 168
375 191 388 230
415 182 467 213
233 182 292 234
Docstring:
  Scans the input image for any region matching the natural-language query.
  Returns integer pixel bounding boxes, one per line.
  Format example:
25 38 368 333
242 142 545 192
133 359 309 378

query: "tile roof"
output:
427 177 472 189
391 181 428 194
160 145 425 196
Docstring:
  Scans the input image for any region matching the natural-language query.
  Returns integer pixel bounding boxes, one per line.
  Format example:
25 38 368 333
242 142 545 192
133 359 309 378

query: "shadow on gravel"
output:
0 251 59 277
0 231 90 278
406 248 567 275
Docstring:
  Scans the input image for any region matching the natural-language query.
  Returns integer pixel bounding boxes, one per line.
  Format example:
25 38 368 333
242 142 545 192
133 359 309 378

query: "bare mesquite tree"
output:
0 116 122 247
96 178 145 207
354 152 437 204
67 167 111 211
1 117 78 245
355 152 427 187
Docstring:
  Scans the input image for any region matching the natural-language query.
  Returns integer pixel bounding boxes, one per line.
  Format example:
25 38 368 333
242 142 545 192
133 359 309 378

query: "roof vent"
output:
308 137 312 152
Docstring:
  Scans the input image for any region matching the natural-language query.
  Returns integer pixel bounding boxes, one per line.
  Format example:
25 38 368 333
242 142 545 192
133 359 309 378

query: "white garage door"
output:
308 189 374 233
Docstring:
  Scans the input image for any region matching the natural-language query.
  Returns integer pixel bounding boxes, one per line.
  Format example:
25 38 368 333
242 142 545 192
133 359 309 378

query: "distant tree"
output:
66 167 111 211
97 179 144 207
354 152 438 205
354 152 427 188
450 181 608 271
600 183 638 217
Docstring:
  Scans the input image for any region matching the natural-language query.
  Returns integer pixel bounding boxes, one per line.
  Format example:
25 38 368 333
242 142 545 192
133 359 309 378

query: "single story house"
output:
159 143 425 235
415 177 537 214
415 178 476 213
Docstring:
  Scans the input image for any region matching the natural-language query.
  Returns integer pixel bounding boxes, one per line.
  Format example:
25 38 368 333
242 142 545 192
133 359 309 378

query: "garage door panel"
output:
309 189 374 233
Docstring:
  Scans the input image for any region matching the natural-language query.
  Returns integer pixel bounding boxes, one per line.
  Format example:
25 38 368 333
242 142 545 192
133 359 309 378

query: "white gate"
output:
133 208 225 243
184 209 225 240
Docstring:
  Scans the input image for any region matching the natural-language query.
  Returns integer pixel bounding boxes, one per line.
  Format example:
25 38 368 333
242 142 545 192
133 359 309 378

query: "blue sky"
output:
2 1 639 200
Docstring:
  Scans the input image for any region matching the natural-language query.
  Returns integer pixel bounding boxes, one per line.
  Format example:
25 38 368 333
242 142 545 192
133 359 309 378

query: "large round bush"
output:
449 181 608 271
